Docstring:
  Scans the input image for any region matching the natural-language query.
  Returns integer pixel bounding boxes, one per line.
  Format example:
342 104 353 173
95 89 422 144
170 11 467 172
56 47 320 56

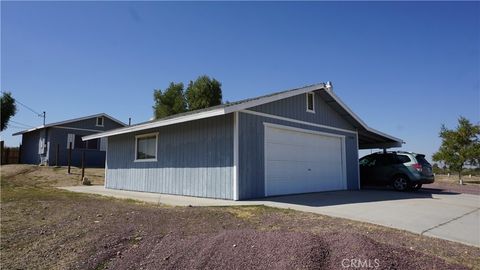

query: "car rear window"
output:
396 155 411 164
416 155 431 166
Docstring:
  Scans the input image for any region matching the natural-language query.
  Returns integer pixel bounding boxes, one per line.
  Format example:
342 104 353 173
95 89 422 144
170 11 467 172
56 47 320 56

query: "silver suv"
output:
359 151 435 191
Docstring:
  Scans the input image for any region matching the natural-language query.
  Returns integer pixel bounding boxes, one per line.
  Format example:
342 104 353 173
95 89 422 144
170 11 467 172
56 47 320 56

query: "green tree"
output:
432 116 480 184
185 75 222 111
153 82 187 119
1 92 17 131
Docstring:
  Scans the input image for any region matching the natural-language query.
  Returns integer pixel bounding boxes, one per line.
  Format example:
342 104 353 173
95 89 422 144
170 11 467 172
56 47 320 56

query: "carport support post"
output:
81 150 85 180
67 142 72 174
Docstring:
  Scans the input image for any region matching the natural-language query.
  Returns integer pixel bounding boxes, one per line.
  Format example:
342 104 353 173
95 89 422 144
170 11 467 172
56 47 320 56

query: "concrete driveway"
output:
60 186 480 247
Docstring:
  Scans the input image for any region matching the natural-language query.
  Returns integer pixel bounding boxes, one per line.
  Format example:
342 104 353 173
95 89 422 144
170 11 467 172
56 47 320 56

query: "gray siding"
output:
47 128 106 167
238 112 359 200
60 116 124 131
250 92 355 131
106 114 234 200
20 130 42 164
20 115 123 167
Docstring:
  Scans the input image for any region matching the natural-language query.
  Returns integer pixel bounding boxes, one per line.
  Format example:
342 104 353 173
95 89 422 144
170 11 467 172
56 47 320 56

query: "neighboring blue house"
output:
84 83 402 200
13 113 126 168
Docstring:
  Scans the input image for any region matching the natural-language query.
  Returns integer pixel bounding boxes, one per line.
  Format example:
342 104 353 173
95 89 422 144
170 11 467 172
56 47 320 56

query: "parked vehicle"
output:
359 151 434 191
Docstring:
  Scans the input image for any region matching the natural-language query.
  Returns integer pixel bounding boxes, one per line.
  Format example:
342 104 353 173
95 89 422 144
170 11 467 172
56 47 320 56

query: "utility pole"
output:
128 117 131 126
42 111 46 126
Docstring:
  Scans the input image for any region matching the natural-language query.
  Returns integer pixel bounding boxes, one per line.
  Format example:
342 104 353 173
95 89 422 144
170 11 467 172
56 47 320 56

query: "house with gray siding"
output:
84 83 402 200
13 113 126 167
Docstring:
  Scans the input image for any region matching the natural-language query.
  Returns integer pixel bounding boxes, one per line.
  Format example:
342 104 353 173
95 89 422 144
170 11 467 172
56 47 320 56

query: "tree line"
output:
153 75 222 119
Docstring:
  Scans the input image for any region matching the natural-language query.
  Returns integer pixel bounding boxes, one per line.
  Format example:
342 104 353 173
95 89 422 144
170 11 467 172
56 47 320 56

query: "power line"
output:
1 91 46 124
14 99 42 116
7 125 30 130
2 91 46 125
9 120 34 128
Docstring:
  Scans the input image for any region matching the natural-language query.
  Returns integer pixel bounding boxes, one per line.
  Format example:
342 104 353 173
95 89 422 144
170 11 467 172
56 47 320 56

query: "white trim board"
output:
134 132 159 162
233 112 239 200
326 89 402 143
81 83 402 147
243 110 357 135
263 122 347 139
52 126 104 133
83 108 225 141
306 92 315 113
12 113 127 136
224 83 325 114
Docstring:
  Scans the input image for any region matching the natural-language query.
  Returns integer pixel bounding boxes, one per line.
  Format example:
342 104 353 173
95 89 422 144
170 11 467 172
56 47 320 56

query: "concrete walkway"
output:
59 185 480 247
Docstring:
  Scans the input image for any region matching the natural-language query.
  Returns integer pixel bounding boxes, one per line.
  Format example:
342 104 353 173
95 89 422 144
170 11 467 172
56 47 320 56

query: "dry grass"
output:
434 174 480 185
1 165 479 270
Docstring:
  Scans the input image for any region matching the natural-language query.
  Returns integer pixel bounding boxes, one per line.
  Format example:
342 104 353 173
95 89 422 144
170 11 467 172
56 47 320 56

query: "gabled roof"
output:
12 113 127 136
82 83 403 149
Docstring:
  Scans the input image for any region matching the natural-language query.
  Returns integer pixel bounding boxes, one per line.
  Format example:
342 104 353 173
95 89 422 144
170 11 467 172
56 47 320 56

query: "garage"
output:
264 123 347 196
86 82 402 200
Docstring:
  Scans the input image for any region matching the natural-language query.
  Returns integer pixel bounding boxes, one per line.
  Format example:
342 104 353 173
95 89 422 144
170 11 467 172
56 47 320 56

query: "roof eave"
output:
82 107 227 141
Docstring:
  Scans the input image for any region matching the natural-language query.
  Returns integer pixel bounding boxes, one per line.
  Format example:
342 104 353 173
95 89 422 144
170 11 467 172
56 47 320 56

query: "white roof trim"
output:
224 83 325 114
12 113 127 136
81 82 402 145
82 108 226 141
325 89 403 143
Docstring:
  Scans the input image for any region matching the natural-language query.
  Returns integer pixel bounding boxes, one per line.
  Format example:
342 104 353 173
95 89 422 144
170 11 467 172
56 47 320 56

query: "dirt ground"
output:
424 174 480 195
1 165 479 270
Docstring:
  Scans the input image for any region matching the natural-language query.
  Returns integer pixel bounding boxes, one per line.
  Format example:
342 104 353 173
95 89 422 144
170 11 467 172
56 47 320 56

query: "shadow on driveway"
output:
256 188 461 207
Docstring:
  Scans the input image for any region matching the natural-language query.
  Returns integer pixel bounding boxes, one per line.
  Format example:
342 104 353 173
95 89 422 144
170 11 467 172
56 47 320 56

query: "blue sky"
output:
1 1 479 161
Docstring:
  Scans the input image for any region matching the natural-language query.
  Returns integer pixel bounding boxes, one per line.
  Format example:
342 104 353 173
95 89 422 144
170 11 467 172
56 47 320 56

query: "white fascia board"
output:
82 108 226 141
12 126 45 136
101 113 128 127
325 89 403 143
12 113 127 136
224 83 326 114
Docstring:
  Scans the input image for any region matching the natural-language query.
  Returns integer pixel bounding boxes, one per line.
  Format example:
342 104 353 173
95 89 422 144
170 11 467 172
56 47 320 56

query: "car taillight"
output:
412 163 422 172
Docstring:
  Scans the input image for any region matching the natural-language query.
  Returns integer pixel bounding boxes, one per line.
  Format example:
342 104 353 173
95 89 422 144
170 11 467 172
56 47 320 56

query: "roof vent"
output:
325 81 333 91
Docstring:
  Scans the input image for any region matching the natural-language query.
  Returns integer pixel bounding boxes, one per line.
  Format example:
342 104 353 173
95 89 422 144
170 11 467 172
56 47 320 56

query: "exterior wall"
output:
20 130 41 164
106 114 234 200
60 117 124 131
20 116 123 167
250 92 355 131
47 127 106 167
238 92 359 199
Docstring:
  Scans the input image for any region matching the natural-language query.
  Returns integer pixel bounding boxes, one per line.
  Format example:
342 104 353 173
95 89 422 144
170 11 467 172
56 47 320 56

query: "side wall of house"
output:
47 128 106 167
19 117 124 167
20 130 41 164
60 116 125 131
106 114 234 199
238 92 359 199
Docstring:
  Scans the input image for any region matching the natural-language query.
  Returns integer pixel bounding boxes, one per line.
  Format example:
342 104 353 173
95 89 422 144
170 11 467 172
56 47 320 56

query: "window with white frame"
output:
306 92 315 113
96 117 104 127
135 133 158 161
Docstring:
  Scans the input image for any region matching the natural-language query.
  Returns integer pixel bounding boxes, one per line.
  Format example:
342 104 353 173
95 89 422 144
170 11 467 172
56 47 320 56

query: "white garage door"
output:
265 124 346 196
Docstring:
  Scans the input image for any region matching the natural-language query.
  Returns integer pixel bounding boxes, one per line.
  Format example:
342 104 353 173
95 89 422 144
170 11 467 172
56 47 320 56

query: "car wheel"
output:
411 183 422 191
392 175 409 191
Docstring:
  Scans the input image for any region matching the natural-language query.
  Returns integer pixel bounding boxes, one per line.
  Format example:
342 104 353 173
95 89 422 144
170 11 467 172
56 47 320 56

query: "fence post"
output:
18 144 22 164
0 141 4 164
81 150 85 180
5 148 10 165
67 142 72 174
55 144 60 167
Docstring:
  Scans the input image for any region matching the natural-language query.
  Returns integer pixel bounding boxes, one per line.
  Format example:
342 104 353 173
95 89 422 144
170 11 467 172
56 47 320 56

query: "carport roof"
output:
82 83 403 149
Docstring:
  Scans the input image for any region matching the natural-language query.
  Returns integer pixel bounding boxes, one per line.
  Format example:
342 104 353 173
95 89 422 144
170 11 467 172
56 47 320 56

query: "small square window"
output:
306 93 315 113
96 117 104 127
135 133 158 162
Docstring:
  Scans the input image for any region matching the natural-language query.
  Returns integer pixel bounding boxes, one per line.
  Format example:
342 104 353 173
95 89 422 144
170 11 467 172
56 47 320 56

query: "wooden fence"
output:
0 141 21 165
